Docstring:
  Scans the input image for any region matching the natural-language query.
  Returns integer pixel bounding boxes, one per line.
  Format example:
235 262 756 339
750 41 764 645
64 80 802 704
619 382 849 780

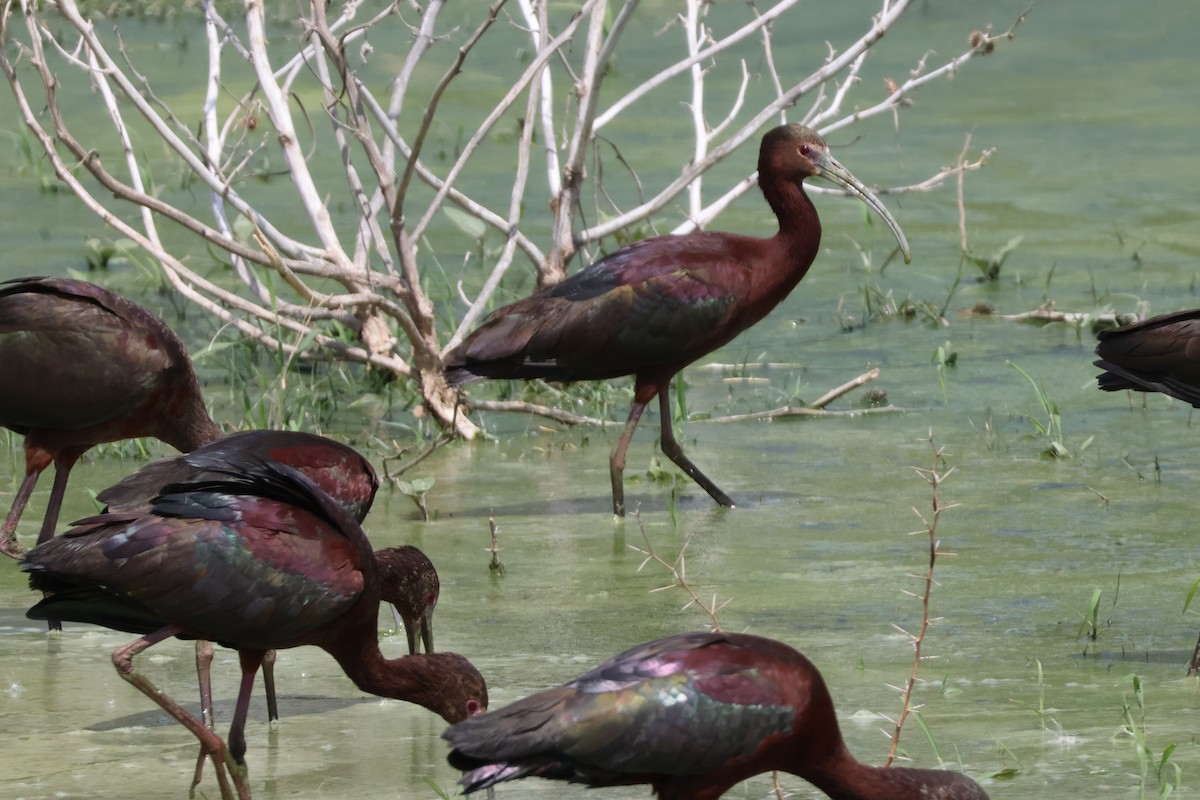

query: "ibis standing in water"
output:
22 454 487 800
0 276 220 556
444 631 987 800
95 429 439 726
445 125 911 515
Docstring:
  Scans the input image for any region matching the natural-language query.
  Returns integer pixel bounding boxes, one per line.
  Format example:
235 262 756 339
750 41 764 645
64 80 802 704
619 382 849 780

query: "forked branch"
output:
0 0 1019 439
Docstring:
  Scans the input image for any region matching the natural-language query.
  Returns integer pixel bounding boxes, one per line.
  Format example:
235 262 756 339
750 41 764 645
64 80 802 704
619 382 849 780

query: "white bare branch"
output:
0 0 1016 440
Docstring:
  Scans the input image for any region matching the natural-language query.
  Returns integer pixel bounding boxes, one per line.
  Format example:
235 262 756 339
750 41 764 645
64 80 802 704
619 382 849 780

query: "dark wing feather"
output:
26 585 170 635
1095 310 1200 406
99 430 379 522
162 451 369 547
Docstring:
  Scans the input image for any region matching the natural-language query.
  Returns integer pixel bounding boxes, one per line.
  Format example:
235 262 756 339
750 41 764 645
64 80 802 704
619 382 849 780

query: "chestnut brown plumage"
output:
377 544 439 654
445 126 910 515
445 632 986 800
1095 308 1200 406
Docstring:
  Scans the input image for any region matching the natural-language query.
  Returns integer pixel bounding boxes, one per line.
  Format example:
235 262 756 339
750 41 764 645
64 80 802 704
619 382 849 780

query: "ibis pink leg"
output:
112 626 247 800
0 466 42 557
35 454 81 548
230 650 267 765
609 389 654 518
262 649 279 723
192 639 217 790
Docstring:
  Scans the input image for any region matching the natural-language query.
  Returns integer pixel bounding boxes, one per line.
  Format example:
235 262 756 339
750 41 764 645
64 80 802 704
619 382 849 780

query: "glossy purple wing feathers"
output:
445 633 798 790
445 631 989 799
446 234 764 384
24 458 367 649
97 430 380 522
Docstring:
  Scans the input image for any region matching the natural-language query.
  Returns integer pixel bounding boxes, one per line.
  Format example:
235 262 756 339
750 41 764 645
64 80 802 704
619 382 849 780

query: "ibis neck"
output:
760 174 822 274
161 381 222 451
803 752 980 800
324 614 449 718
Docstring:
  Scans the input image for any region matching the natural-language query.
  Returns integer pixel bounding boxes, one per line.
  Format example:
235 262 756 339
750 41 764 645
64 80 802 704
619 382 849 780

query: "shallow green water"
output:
3 1 1200 798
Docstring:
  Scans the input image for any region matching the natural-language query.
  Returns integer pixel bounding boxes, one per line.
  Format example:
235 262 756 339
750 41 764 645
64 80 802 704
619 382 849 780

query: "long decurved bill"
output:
817 155 912 264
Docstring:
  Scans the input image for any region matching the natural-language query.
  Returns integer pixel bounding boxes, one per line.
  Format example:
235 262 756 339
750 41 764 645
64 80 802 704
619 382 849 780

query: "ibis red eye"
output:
799 144 812 157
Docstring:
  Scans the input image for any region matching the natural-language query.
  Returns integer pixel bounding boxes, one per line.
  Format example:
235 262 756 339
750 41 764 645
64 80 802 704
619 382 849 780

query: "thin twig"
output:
487 512 505 575
705 404 902 424
381 433 454 481
991 304 1140 328
627 511 728 631
458 399 613 428
956 132 973 253
884 433 961 766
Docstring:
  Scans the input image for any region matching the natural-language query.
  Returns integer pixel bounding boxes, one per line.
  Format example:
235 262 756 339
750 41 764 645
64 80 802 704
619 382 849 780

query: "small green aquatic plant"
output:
1007 360 1094 460
1119 674 1182 799
6 127 59 192
1077 587 1103 643
397 477 436 521
964 235 1024 282
83 236 141 271
422 776 454 799
933 342 958 403
855 279 946 328
985 739 1023 782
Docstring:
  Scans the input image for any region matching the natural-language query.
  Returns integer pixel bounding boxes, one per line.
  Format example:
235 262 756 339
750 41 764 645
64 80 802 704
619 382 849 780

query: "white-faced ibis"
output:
0 276 222 557
22 454 487 800
1094 309 1200 674
95 429 390 727
445 125 910 516
444 631 987 800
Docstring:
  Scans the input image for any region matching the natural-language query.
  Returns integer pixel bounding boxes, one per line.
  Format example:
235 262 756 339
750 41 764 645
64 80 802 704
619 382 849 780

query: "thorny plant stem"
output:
885 433 960 766
629 511 727 632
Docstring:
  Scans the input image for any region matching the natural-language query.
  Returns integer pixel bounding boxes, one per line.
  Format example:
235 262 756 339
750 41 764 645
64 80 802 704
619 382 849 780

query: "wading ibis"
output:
444 631 987 800
0 276 220 556
22 453 487 800
445 125 910 515
95 429 397 728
